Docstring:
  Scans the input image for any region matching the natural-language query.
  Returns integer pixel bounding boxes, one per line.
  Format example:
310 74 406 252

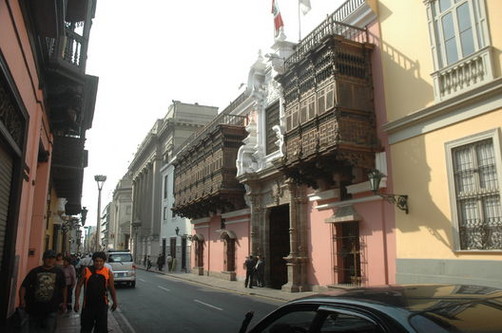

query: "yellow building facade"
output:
379 0 502 286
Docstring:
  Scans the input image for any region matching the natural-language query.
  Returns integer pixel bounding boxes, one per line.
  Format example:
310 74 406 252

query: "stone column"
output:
282 182 310 292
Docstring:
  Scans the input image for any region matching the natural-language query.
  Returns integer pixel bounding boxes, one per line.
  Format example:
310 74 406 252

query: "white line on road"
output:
194 299 223 311
115 308 136 333
138 278 146 282
158 286 170 292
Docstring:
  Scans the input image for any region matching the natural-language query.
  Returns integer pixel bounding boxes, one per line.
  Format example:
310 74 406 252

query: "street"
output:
111 270 283 333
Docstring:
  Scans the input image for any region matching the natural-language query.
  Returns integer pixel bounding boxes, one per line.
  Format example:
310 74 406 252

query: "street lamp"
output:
368 169 409 214
94 175 107 251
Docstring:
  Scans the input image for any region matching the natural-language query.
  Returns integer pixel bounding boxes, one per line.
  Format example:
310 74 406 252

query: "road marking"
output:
138 278 146 282
158 286 170 292
115 308 136 333
194 299 223 311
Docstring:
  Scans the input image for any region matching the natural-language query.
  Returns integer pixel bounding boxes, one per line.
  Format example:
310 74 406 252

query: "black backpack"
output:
84 266 108 306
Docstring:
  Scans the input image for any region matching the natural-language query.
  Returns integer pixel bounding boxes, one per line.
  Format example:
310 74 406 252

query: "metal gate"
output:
0 144 13 269
333 222 361 286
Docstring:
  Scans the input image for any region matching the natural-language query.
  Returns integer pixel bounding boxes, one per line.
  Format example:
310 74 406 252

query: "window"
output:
426 0 493 100
428 0 486 68
317 83 334 115
163 175 168 199
265 102 280 155
446 130 502 250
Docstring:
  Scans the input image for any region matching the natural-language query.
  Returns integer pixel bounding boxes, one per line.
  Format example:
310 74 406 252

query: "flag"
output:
271 0 284 36
299 0 311 15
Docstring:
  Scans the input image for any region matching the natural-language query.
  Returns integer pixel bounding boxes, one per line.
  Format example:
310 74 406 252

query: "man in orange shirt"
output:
74 252 118 333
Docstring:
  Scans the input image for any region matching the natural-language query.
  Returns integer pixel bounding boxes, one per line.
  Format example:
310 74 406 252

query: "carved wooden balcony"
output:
276 21 378 188
51 135 87 214
22 0 98 213
173 110 248 219
24 0 98 137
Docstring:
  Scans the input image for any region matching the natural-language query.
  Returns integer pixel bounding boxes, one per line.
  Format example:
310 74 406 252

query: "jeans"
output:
28 312 57 333
80 303 108 333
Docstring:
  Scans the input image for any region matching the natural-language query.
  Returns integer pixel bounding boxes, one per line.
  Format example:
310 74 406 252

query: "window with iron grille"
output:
266 102 280 155
447 130 502 250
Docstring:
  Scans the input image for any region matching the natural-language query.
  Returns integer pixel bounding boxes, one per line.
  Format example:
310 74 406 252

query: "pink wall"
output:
307 201 335 287
1 0 53 312
195 213 251 279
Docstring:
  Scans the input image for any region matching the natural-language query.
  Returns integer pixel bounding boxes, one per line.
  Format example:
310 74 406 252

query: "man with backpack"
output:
74 251 118 333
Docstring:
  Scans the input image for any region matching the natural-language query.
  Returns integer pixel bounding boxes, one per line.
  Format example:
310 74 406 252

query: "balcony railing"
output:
432 47 495 101
286 20 367 68
46 27 87 72
175 91 249 155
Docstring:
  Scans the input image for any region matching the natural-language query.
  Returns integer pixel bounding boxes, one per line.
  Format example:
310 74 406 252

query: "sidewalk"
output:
56 266 318 332
141 265 318 302
56 309 122 332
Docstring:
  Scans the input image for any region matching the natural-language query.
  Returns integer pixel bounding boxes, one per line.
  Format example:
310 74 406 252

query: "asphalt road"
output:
112 270 283 333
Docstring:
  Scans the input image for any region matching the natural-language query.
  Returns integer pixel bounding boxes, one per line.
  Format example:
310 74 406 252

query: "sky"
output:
81 0 345 227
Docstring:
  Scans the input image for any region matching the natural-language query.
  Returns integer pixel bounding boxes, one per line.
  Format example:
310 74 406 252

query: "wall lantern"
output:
175 226 179 236
368 169 409 214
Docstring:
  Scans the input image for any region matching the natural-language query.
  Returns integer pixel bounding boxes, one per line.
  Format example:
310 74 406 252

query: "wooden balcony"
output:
24 0 97 137
51 135 87 215
277 21 378 188
173 113 248 219
22 0 98 214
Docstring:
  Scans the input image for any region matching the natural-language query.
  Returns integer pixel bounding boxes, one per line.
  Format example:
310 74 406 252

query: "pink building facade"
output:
0 0 97 327
181 1 398 292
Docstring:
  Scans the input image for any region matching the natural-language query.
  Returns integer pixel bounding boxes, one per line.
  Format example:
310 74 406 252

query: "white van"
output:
107 250 136 288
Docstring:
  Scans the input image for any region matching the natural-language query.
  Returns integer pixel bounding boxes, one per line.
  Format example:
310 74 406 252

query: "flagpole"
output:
298 0 301 42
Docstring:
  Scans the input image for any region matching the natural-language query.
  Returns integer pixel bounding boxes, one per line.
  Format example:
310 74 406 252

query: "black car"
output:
240 284 502 333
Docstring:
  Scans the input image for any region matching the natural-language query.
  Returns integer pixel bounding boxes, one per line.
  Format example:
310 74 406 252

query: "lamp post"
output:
94 175 107 251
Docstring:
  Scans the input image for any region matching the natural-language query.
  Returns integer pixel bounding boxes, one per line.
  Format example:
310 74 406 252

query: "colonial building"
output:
109 173 132 250
380 0 502 287
173 91 254 279
173 0 402 291
129 101 218 266
0 0 97 326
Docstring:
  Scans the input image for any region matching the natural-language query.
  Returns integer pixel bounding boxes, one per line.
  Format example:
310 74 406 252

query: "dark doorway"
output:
162 238 166 257
269 204 290 289
181 237 187 271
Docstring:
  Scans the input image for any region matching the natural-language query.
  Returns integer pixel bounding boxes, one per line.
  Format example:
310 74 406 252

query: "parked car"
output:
106 250 136 288
240 284 502 333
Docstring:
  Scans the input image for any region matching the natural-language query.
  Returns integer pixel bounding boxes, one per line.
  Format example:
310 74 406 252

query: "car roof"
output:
290 284 502 314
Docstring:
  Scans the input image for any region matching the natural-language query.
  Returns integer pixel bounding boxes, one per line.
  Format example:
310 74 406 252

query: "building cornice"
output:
383 78 502 144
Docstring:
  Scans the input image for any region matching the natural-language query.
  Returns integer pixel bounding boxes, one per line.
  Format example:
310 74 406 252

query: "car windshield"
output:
409 296 502 332
108 254 133 263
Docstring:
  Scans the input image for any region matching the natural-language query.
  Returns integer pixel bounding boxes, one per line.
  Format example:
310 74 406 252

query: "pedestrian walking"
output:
254 255 265 287
146 255 152 271
62 256 77 311
55 253 64 267
166 254 173 272
74 251 118 333
243 255 256 288
18 249 67 333
157 253 165 271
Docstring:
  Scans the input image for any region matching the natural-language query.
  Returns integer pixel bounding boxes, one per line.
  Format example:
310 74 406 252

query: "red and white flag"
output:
299 0 311 15
271 0 284 37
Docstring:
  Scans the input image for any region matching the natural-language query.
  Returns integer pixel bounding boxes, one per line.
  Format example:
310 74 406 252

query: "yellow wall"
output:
486 0 502 77
392 109 502 260
378 0 502 120
377 0 435 121
46 188 59 251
